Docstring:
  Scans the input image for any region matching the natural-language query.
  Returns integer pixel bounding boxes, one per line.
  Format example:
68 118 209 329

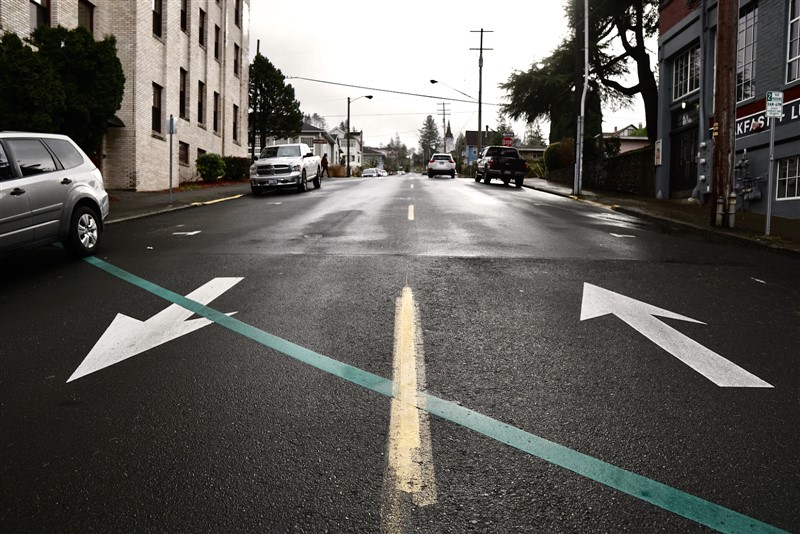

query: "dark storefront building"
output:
657 0 800 219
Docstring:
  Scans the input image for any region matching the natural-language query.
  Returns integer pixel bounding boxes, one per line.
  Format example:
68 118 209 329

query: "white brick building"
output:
0 0 250 191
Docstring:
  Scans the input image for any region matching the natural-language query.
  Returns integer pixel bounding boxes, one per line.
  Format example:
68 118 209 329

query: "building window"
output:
152 83 163 133
214 25 221 60
777 156 799 200
235 0 241 28
213 92 220 133
233 104 239 142
673 45 700 101
179 68 188 119
180 0 188 32
197 81 206 125
197 148 206 162
234 44 241 77
198 9 206 47
736 4 758 102
179 142 189 165
789 0 800 82
152 0 162 37
30 0 50 31
78 0 94 33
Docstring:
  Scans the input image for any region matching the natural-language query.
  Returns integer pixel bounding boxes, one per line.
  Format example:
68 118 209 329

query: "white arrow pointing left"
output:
580 283 772 388
68 277 242 382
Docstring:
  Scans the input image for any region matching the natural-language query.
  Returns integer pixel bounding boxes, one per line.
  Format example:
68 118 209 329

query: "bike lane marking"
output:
77 255 788 534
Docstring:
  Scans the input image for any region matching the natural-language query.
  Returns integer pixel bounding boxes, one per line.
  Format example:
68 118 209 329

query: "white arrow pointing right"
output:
581 283 772 388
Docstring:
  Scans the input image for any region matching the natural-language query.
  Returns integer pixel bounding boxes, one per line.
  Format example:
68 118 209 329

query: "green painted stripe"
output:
82 256 788 534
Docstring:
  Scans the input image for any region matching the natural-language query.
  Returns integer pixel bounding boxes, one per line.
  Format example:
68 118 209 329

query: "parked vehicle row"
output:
0 131 109 257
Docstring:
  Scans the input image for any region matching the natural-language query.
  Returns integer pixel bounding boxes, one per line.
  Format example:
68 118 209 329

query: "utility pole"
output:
573 0 589 196
471 29 492 160
438 102 450 152
710 0 737 227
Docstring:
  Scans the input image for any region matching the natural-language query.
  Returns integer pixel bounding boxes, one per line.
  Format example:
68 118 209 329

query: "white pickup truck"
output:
249 143 322 195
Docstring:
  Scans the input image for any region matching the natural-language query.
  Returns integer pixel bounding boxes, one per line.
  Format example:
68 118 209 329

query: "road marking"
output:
383 287 436 532
68 278 241 382
408 205 414 220
580 283 772 387
173 231 202 236
76 257 786 534
610 233 635 238
191 194 243 206
410 184 414 189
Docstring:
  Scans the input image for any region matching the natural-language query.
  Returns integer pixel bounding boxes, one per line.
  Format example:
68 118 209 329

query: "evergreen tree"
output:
249 53 303 154
418 116 441 162
1 26 124 153
0 32 65 133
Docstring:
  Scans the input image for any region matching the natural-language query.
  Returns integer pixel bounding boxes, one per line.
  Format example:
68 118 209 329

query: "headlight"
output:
249 164 257 175
291 164 301 172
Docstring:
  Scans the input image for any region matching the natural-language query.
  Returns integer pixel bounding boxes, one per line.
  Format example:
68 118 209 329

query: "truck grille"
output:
256 164 291 176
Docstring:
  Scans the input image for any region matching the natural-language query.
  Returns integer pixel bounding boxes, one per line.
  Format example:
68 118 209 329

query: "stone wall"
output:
545 147 656 197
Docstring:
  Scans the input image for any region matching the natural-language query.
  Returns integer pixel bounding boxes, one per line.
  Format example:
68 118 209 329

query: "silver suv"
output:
427 153 456 178
0 132 109 257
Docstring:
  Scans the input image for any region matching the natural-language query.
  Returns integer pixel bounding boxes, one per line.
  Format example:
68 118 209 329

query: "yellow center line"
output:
382 287 437 532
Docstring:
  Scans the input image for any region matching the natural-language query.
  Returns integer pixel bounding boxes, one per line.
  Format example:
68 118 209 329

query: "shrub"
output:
196 153 226 183
222 156 251 181
328 164 346 178
544 138 574 172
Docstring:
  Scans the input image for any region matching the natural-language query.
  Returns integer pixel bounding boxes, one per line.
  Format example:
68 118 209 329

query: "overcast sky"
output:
247 1 648 151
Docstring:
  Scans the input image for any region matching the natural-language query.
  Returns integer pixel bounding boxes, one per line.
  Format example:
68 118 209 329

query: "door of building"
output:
669 106 699 198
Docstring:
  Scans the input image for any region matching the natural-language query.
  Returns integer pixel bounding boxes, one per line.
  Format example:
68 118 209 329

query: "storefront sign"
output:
736 95 799 138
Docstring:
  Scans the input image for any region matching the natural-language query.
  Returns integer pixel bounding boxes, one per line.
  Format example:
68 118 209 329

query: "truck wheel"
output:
450 171 455 179
313 168 321 189
502 178 510 186
515 177 524 188
474 173 481 182
297 170 308 193
64 205 101 257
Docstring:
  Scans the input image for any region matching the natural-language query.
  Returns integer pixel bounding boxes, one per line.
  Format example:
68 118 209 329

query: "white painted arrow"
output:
580 283 772 388
68 277 242 382
173 231 202 236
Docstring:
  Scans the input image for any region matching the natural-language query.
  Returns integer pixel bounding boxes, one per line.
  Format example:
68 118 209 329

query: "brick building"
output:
0 0 250 191
657 0 799 219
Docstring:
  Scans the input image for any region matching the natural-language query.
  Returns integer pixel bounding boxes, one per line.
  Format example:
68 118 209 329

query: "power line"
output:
286 76 502 106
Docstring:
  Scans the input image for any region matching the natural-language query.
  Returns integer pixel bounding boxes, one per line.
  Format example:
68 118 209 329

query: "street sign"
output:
766 91 783 118
501 137 513 147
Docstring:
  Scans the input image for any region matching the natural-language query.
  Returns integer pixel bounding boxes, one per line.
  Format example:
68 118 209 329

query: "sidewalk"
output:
522 177 800 256
105 176 800 256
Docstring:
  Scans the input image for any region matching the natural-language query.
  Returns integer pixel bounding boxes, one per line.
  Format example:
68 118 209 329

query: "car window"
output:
44 138 84 170
433 155 450 161
0 144 12 180
500 148 518 158
6 139 57 177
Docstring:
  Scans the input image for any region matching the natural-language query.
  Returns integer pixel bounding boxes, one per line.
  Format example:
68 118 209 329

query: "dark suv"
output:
0 132 109 257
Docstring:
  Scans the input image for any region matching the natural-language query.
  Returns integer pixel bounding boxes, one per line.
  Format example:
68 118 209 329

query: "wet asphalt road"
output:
1 174 798 532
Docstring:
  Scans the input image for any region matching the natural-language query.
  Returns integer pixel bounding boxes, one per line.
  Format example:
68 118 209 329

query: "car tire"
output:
515 177 524 188
483 173 491 184
450 171 455 179
428 171 434 178
313 168 321 189
297 170 308 193
502 178 510 186
474 173 481 182
64 204 101 257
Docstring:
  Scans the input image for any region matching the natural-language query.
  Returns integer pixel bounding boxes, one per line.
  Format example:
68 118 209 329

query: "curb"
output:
524 183 800 258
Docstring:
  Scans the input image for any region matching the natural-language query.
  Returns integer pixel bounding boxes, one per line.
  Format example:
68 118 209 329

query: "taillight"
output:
429 159 435 163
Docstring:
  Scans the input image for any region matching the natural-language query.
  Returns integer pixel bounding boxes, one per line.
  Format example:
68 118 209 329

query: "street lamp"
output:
429 79 475 101
347 95 373 177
